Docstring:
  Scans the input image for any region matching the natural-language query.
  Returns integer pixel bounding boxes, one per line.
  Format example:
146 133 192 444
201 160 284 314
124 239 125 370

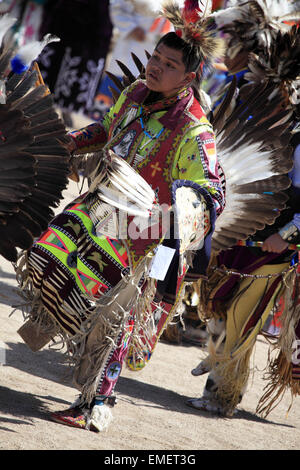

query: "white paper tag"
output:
149 245 176 281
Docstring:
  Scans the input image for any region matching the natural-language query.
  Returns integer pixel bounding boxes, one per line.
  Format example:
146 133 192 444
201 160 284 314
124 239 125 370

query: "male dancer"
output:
18 0 225 432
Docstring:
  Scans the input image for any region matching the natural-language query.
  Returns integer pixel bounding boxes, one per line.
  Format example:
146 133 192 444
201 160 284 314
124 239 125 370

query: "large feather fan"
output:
209 14 300 252
210 77 294 251
0 15 71 262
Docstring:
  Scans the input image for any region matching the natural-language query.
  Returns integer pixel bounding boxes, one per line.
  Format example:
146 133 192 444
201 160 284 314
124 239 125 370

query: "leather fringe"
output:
256 268 300 417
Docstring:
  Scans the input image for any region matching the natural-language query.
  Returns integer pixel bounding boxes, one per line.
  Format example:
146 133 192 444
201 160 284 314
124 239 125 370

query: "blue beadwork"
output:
139 108 164 140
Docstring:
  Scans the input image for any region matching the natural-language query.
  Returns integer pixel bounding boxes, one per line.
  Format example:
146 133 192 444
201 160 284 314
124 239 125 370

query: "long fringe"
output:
256 350 300 418
14 250 161 405
256 268 300 417
65 254 157 405
127 279 187 369
207 331 255 416
198 261 300 416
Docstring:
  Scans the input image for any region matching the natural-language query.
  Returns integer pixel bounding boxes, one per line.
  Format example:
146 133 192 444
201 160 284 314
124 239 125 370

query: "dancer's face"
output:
145 43 195 98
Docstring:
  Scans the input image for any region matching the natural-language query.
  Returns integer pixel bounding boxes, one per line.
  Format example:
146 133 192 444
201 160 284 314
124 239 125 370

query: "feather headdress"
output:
212 0 300 58
159 0 225 65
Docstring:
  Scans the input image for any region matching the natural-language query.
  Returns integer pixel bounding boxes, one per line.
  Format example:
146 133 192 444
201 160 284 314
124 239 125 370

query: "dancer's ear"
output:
181 71 196 87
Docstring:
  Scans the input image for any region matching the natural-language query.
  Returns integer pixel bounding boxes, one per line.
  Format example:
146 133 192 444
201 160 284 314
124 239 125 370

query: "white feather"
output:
211 6 244 27
257 0 297 19
109 166 155 200
213 137 285 242
108 174 154 209
198 0 213 16
213 0 299 30
97 185 151 218
0 14 17 47
109 154 155 199
15 34 60 67
218 145 276 185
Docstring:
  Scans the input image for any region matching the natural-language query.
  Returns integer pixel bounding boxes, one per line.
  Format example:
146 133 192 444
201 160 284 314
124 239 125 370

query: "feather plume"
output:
244 26 300 112
10 34 60 74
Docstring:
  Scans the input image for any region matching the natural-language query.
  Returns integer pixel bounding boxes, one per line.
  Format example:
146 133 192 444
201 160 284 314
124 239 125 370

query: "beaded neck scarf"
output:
141 87 190 115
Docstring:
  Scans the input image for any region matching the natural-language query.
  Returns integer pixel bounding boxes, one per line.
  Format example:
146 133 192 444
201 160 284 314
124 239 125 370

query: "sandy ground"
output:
1 113 300 451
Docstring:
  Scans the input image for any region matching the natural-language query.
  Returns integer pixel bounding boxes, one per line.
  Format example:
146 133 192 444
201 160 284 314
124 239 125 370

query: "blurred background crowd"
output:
0 0 228 128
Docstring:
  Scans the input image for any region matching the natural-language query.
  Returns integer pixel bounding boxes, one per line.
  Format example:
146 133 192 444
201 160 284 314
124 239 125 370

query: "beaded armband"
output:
69 123 107 154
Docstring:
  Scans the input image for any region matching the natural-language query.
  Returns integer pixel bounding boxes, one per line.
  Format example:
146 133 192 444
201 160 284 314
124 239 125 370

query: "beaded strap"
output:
211 262 299 279
236 239 300 251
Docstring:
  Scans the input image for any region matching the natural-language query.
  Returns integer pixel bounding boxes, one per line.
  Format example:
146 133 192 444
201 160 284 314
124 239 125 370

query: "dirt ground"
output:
1 115 300 452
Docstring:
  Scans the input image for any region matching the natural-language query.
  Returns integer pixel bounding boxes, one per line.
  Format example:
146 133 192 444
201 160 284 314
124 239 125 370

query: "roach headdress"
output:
160 0 225 66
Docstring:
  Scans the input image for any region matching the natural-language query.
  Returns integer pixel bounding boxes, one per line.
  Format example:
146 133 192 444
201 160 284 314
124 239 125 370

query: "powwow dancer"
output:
187 0 300 418
16 0 226 432
15 0 297 433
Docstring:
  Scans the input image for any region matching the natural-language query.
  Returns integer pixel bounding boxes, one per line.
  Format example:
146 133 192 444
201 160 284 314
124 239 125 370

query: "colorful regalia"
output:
15 0 300 433
16 72 224 430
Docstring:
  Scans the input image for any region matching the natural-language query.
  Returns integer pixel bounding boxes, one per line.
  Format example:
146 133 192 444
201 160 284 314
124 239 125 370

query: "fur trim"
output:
87 404 114 432
256 267 300 417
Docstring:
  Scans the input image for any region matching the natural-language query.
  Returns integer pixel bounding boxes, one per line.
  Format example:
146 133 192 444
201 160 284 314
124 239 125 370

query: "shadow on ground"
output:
3 341 72 386
0 385 70 432
116 376 295 428
2 341 295 431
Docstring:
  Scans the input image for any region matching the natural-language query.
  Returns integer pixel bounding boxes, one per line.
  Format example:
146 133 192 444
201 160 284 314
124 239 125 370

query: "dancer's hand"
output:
58 135 77 154
261 233 288 253
65 136 77 154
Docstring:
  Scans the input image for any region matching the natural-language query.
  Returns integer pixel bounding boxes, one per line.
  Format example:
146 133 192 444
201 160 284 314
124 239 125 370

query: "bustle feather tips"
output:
244 25 300 114
212 0 300 58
